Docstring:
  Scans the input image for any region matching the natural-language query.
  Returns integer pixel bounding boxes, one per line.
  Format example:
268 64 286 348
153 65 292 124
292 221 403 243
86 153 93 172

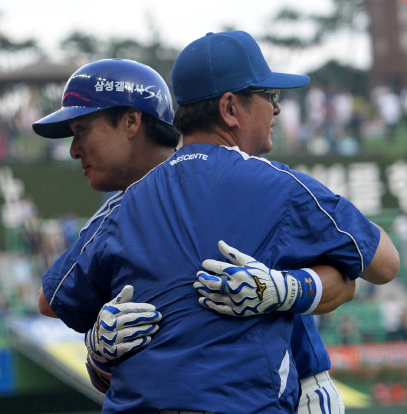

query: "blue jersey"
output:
292 315 331 380
43 144 379 413
42 191 124 310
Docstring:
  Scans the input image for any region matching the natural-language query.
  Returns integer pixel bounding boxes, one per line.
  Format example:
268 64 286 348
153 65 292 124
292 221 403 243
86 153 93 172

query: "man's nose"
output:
70 136 82 159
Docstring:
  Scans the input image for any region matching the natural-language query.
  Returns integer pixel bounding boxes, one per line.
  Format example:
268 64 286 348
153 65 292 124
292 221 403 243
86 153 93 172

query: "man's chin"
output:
90 180 122 193
261 141 273 156
88 179 105 192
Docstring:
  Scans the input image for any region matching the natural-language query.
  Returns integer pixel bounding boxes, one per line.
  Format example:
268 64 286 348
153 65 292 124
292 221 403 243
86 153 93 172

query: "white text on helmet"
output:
95 81 163 101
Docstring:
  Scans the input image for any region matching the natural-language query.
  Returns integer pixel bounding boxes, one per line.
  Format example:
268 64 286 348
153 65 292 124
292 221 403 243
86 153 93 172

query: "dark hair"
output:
141 112 180 148
174 90 253 135
104 106 180 148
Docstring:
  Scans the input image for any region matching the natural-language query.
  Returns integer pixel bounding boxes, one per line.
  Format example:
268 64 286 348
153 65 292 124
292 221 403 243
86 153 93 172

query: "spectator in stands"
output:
400 308 407 340
381 294 405 341
340 314 359 344
393 212 407 272
373 86 402 142
278 91 302 152
305 84 327 137
373 382 392 405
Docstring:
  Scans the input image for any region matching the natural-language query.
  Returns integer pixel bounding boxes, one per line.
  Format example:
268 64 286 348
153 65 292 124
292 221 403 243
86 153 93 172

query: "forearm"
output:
310 265 355 315
38 286 59 318
360 224 400 285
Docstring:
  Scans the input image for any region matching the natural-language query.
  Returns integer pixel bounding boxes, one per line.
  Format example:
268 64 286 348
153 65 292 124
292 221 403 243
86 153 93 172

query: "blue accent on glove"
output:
103 305 122 315
219 275 228 294
100 319 117 331
99 333 119 347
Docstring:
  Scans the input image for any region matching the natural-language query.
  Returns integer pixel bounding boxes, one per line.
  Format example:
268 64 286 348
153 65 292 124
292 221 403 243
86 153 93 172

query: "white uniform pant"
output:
299 371 345 414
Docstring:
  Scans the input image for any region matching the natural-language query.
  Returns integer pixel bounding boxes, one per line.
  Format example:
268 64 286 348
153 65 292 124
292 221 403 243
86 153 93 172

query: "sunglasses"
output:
249 88 281 105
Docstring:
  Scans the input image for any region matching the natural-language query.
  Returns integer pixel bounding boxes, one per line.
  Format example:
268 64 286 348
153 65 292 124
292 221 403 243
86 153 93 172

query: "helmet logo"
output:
145 86 162 102
95 81 163 102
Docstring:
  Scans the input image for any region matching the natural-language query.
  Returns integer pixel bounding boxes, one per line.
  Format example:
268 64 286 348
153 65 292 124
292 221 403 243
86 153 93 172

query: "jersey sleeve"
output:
42 212 115 333
279 169 380 280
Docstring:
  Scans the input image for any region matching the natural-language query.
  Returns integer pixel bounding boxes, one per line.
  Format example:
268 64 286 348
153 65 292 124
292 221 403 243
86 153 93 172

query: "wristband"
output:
277 268 322 314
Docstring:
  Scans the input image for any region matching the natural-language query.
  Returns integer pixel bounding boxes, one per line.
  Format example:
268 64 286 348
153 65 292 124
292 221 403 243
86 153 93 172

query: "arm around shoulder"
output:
361 224 400 285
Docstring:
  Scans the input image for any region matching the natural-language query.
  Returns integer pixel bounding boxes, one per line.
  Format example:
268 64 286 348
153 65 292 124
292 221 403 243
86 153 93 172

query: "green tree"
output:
263 0 367 48
59 17 179 92
0 35 39 52
60 31 102 61
0 11 41 56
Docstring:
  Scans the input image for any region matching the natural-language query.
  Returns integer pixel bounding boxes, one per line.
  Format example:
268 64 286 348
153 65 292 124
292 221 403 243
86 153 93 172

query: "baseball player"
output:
170 31 398 414
34 58 179 390
82 32 399 414
34 31 399 414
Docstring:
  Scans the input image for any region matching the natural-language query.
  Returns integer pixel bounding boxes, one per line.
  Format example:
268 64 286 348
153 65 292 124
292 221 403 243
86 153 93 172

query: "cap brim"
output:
32 106 103 138
252 72 310 89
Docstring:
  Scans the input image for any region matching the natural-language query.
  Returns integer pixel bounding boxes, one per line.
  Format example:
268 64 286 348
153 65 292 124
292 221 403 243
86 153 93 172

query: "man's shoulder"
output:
79 191 124 236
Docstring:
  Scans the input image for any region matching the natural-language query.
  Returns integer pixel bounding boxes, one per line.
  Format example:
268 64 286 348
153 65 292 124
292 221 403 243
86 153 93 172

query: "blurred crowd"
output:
316 290 407 346
0 83 72 163
0 193 84 314
373 382 407 406
1 82 407 162
275 83 407 156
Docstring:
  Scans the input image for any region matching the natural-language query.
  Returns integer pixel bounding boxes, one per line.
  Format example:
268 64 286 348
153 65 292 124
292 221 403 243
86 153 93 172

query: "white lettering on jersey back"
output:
170 153 208 165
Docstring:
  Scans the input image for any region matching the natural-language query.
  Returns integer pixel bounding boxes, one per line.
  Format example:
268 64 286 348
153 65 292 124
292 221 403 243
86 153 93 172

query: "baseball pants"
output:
299 371 345 414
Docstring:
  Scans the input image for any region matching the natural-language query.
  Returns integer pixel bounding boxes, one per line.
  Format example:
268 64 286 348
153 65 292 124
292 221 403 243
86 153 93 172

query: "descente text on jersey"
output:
170 153 208 165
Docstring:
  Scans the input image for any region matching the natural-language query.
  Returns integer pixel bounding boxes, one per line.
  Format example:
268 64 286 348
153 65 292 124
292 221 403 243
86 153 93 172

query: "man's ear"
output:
218 92 241 128
125 109 143 139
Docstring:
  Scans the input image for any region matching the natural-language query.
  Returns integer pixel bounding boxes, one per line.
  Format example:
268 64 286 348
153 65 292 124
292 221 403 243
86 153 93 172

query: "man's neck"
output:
120 146 175 191
144 146 175 173
182 128 238 148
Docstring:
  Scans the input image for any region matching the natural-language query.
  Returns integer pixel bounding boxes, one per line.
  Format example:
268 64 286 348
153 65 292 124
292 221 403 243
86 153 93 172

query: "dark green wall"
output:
0 163 104 249
9 163 103 218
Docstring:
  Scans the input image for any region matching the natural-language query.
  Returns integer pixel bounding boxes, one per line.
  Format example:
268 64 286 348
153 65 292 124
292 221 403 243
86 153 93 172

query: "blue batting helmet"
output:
33 58 174 138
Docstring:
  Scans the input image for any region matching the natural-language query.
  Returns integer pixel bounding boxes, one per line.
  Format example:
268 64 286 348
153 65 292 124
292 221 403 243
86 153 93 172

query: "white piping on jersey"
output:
80 191 124 235
222 145 365 271
50 203 122 306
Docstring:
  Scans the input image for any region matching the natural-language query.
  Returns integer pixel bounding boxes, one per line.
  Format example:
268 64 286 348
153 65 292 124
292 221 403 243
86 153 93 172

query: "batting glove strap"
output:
276 268 322 314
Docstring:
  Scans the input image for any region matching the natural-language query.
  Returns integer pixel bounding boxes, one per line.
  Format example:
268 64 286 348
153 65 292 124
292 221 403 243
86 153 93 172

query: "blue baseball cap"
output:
172 30 310 105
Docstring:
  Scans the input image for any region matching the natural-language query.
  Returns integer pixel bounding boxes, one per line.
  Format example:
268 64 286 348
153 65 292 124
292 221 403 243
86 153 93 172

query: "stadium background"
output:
1 1 407 413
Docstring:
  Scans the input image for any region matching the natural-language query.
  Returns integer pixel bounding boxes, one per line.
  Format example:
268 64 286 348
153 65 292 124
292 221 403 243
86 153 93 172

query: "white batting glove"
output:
85 285 162 369
193 241 322 317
